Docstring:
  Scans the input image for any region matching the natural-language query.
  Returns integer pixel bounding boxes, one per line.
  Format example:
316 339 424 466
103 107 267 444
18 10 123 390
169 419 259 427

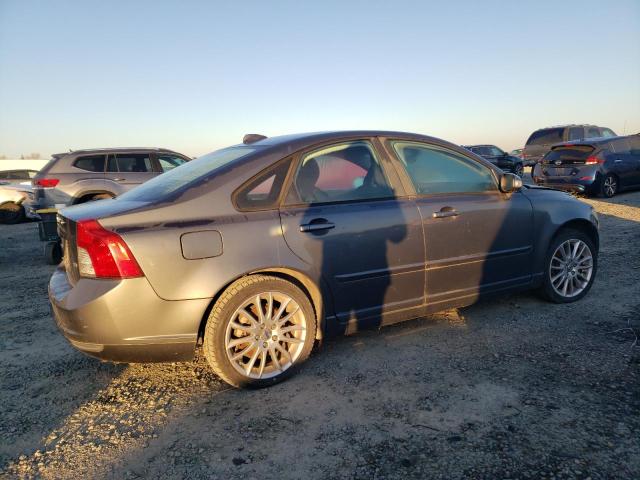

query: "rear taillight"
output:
585 156 604 165
34 178 60 188
76 219 143 278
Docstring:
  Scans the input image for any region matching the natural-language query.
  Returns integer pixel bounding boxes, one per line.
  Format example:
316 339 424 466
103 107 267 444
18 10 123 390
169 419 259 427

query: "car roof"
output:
54 147 184 157
534 124 604 131
463 144 497 148
237 130 460 154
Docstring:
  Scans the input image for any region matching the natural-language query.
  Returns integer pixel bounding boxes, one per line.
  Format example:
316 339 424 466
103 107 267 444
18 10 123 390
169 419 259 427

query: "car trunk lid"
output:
541 145 597 176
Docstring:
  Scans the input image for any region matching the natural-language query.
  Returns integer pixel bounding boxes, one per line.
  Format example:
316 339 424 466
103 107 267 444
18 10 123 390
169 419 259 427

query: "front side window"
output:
158 154 188 172
74 155 106 172
487 146 504 156
586 127 601 138
114 153 152 173
601 128 616 138
392 142 497 194
287 141 393 205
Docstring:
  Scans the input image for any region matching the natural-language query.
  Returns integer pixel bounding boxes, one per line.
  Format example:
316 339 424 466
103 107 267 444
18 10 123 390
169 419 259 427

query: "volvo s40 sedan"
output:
49 131 599 388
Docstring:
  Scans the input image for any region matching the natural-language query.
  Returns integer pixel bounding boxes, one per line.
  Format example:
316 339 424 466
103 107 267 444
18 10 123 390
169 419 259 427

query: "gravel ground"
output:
1 190 639 479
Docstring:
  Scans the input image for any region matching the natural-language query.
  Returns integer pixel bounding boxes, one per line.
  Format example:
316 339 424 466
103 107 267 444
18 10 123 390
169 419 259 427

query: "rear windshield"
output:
118 146 258 202
526 128 564 146
543 145 595 164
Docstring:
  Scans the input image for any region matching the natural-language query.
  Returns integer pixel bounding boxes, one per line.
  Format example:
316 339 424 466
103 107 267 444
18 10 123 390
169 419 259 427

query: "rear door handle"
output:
111 177 126 182
432 207 459 219
300 220 335 232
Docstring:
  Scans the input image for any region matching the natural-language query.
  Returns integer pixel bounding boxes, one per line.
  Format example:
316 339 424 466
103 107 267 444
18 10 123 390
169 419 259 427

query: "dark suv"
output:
463 145 524 177
523 125 617 165
29 148 190 212
532 134 640 197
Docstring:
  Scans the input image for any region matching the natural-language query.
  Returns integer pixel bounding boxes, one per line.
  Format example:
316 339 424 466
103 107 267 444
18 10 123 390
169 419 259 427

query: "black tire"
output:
203 274 316 388
600 173 617 198
0 202 25 224
540 229 597 303
91 193 114 201
44 241 63 265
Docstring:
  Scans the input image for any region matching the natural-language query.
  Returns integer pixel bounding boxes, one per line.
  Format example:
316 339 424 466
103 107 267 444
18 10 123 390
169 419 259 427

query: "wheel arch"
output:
73 190 116 204
552 218 599 251
196 267 325 345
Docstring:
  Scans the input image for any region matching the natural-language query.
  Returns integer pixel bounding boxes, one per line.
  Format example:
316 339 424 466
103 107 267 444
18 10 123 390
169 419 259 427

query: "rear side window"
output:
158 154 188 172
526 128 564 146
74 155 106 172
393 142 497 194
286 141 393 204
114 153 152 173
568 127 583 141
234 158 292 210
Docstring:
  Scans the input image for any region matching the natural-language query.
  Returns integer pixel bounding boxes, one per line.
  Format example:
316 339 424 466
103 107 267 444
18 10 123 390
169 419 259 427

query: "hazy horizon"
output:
1 0 639 159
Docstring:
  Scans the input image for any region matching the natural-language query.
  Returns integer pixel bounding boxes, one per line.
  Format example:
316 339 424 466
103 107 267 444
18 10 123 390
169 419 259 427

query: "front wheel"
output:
203 275 316 388
541 229 597 303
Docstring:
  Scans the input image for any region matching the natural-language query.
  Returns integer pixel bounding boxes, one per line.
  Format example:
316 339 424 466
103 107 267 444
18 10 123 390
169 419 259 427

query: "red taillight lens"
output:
34 178 60 188
585 156 604 165
76 219 143 278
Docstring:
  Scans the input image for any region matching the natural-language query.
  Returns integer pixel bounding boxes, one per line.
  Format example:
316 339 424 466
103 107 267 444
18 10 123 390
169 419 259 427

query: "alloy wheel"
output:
603 176 617 197
224 291 307 379
549 239 593 298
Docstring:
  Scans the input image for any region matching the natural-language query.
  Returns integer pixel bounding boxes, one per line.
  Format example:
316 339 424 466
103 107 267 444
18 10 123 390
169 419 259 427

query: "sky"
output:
0 0 639 158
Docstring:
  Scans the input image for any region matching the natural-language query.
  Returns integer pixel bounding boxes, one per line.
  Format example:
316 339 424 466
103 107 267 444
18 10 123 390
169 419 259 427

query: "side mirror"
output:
500 173 523 193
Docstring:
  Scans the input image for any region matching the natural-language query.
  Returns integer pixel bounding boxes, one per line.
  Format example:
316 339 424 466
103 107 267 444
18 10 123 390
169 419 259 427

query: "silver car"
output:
29 148 190 214
49 131 599 388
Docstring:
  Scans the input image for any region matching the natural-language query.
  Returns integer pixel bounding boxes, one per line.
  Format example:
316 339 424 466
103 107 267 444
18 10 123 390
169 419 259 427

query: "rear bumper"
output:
49 267 211 363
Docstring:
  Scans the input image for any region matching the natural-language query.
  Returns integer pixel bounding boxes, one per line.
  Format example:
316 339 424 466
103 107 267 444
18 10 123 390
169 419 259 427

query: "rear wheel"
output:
0 202 25 224
203 275 316 388
44 241 63 265
601 174 617 198
541 229 596 303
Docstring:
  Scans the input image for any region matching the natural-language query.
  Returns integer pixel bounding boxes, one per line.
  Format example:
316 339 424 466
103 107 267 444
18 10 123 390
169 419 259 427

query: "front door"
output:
279 140 425 331
388 140 534 308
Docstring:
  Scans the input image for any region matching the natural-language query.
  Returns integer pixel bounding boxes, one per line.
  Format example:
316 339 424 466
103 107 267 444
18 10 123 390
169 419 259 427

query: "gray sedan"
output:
49 131 599 388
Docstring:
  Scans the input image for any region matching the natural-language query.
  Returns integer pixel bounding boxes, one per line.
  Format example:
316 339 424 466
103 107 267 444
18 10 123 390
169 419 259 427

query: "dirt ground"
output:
1 189 639 479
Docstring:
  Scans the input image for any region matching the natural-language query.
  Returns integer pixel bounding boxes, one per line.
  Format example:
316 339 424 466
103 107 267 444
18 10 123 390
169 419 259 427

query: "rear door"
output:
105 152 155 193
387 140 534 308
609 138 636 188
279 139 425 331
628 135 640 186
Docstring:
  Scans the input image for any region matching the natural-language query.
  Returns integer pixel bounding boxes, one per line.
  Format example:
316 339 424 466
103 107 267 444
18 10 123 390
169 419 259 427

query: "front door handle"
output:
432 207 459 219
300 219 335 232
111 177 126 182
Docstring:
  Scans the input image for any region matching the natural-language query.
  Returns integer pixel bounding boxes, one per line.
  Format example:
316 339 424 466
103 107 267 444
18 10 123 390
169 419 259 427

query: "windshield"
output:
118 146 258 202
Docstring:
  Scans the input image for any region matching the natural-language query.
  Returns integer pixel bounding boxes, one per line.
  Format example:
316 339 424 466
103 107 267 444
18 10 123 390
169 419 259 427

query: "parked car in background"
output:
464 144 524 176
0 182 35 224
28 148 190 214
50 131 599 388
532 134 640 197
523 124 617 165
510 148 524 160
0 169 39 185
